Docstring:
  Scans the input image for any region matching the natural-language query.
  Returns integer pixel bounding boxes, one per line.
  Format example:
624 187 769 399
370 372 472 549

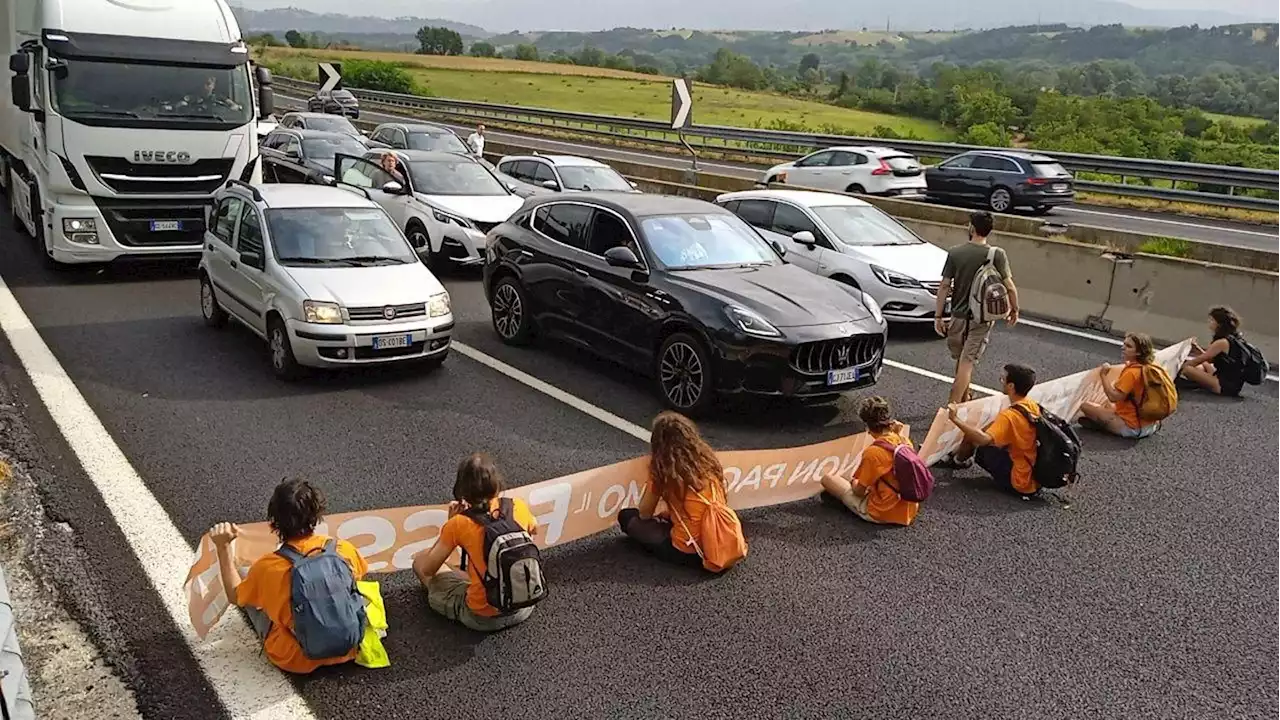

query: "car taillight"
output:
1025 177 1051 185
871 159 892 176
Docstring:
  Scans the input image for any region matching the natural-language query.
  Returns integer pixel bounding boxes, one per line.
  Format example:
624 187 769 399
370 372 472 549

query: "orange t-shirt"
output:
437 497 538 617
659 479 726 556
235 534 368 675
1113 362 1150 430
986 399 1041 495
853 432 920 526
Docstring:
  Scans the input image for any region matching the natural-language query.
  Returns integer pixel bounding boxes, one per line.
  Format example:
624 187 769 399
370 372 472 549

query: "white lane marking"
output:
453 342 652 442
883 359 999 397
1065 207 1278 238
0 276 316 719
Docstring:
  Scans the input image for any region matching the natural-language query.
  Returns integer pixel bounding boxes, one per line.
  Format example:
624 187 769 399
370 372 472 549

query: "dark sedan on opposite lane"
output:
925 150 1075 214
483 193 888 414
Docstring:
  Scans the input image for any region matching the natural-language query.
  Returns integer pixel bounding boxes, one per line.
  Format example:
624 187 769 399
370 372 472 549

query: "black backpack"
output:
1011 405 1081 490
1228 334 1267 386
461 498 547 613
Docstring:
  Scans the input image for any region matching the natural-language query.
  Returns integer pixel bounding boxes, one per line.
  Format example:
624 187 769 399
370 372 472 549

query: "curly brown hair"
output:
1209 306 1241 339
1124 332 1156 364
453 452 505 508
857 396 895 434
648 411 724 502
267 477 326 542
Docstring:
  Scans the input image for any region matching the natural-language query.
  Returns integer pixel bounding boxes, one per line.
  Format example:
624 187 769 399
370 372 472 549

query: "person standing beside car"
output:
467 124 486 158
934 211 1020 404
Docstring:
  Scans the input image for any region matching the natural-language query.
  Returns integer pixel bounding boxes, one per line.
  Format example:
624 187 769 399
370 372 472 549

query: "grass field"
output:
1204 111 1271 128
256 47 954 140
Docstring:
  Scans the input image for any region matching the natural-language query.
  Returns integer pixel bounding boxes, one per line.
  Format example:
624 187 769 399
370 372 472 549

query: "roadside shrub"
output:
341 59 414 94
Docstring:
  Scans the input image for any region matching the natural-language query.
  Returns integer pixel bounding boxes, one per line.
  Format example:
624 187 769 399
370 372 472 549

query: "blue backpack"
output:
276 539 365 660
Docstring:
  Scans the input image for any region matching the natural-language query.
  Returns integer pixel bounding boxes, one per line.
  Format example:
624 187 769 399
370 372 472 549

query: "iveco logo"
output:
382 306 397 320
133 150 193 164
835 345 851 367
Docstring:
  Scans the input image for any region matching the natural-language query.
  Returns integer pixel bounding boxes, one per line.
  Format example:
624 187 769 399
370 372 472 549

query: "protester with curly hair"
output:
617 411 745 570
1080 332 1165 439
1181 306 1252 397
208 478 368 674
820 396 921 526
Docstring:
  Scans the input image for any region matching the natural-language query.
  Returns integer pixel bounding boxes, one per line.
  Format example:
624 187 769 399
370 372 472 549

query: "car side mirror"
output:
239 250 264 269
541 179 560 190
792 230 817 247
381 181 404 194
604 246 642 269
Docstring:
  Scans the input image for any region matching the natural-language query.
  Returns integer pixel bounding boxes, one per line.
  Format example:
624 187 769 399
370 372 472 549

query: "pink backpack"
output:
873 439 934 502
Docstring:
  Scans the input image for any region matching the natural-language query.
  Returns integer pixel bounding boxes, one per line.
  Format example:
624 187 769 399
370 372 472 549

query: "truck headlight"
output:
303 300 343 324
63 217 99 244
427 292 451 318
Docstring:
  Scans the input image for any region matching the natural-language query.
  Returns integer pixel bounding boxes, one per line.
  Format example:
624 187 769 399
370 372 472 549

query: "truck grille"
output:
791 334 883 374
347 303 427 322
85 156 234 195
93 199 207 247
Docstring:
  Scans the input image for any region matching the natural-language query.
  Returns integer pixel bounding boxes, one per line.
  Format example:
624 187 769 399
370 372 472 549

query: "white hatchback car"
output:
198 181 454 379
761 146 927 198
716 189 948 323
336 149 523 270
495 154 639 197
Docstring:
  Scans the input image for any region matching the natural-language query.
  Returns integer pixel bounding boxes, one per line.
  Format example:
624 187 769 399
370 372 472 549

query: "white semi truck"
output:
0 0 274 266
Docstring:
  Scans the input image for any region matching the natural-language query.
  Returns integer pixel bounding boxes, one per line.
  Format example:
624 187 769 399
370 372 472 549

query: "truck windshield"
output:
52 61 253 127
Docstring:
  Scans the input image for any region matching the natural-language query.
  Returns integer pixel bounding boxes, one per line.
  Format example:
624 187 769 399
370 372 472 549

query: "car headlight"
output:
724 305 781 338
870 265 923 289
860 290 885 326
427 292 451 318
432 208 473 229
303 300 343 324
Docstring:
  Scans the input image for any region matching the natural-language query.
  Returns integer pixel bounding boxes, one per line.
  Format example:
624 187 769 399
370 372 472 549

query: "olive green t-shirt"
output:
942 242 1011 318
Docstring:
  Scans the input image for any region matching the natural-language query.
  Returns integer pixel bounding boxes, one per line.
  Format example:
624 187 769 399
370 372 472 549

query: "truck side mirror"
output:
9 75 30 113
257 86 274 119
9 52 29 74
255 65 273 86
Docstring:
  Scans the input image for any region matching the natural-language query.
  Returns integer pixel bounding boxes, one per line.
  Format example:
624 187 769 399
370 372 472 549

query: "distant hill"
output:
230 6 490 38
230 0 1274 32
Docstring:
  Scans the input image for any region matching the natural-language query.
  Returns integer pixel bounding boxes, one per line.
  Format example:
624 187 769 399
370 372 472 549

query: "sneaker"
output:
935 454 973 470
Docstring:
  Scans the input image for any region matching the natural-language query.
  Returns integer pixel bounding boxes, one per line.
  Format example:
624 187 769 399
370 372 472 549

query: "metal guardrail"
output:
271 76 1279 211
0 567 35 720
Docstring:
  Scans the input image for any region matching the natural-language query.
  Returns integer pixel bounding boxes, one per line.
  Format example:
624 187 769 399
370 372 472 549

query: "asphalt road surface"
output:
0 219 1276 719
276 96 1279 254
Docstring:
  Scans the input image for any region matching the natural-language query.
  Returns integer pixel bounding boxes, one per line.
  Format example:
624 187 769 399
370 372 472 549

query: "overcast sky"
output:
1123 0 1277 15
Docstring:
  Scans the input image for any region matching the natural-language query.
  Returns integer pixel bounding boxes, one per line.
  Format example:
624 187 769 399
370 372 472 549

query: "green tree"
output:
416 26 463 56
799 53 821 73
284 30 307 48
959 122 1010 146
342 60 414 94
698 48 765 91
574 46 606 67
469 41 497 58
513 43 539 61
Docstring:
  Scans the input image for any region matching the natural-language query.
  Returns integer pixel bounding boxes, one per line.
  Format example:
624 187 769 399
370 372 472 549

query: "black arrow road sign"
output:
670 78 692 130
318 62 342 93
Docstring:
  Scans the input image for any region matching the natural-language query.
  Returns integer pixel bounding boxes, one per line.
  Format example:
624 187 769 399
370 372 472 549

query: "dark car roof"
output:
522 191 724 219
960 149 1058 163
293 129 360 141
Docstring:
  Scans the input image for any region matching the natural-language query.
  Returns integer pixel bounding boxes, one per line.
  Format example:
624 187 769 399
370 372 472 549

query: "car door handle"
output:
206 243 213 250
572 267 589 277
229 260 238 269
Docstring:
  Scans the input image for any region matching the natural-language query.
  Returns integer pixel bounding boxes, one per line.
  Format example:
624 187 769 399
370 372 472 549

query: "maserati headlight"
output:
724 305 781 338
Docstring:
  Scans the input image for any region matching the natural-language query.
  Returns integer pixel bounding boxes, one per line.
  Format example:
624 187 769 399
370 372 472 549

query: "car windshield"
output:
303 136 368 161
409 160 509 196
557 165 632 191
641 213 780 270
810 205 923 247
407 131 469 153
303 115 358 134
1031 161 1071 178
333 90 356 102
266 207 418 266
51 60 253 127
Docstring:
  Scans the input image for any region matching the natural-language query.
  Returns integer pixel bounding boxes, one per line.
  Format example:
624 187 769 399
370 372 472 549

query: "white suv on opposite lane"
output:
337 149 523 270
198 181 454 379
716 189 947 324
761 146 927 198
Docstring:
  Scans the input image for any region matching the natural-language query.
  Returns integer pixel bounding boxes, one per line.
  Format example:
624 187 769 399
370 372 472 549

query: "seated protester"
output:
412 453 542 632
1180 306 1258 398
1080 332 1164 439
820 396 921 526
618 411 747 572
942 363 1043 500
210 478 368 674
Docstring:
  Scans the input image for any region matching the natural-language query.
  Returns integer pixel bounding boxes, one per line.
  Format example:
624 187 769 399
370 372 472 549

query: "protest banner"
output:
185 430 892 639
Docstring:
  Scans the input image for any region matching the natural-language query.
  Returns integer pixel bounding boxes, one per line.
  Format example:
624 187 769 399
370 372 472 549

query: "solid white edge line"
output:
0 275 316 719
882 359 999 397
453 342 652 442
1064 207 1278 238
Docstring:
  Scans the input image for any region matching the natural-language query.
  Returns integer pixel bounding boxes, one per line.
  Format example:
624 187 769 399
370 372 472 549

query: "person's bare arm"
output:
1098 364 1126 403
1184 338 1228 367
209 522 243 605
934 278 952 337
1004 278 1020 325
636 488 660 520
947 405 994 447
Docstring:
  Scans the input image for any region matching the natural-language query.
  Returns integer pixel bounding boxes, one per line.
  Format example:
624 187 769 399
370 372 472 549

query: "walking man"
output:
467 124 485 157
934 211 1020 404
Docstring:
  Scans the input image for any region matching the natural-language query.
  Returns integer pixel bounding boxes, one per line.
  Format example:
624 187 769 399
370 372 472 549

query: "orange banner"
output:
184 430 893 639
917 338 1193 464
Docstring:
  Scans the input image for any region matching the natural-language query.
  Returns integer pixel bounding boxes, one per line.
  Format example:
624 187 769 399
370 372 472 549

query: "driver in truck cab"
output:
181 75 241 111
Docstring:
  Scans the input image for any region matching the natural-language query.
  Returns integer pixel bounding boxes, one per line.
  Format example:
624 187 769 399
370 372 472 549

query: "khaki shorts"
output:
426 570 534 633
946 318 995 364
831 486 875 523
